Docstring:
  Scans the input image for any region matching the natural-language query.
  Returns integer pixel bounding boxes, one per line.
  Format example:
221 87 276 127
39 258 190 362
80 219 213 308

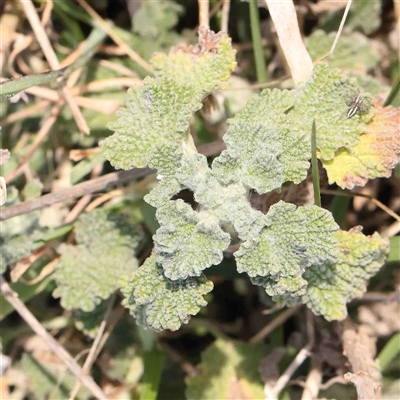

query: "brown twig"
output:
0 168 149 220
98 59 140 78
0 140 226 221
350 291 400 304
40 0 53 27
25 86 121 114
85 189 124 212
69 295 116 400
198 0 210 29
338 317 381 400
0 141 225 221
301 355 323 400
19 0 59 68
7 34 33 77
21 257 60 285
0 100 50 127
0 275 109 400
187 0 225 43
64 163 103 222
64 194 92 224
159 341 198 378
320 188 400 223
221 0 231 32
269 310 315 399
249 305 301 343
93 304 126 362
318 375 348 390
10 246 48 282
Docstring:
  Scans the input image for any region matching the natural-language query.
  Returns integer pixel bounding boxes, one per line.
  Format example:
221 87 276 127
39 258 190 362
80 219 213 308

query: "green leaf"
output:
143 143 185 208
0 206 40 273
387 236 400 263
177 154 267 240
101 29 236 171
121 254 214 331
212 88 310 191
144 177 182 209
52 210 143 311
0 71 62 100
73 299 112 339
320 0 381 36
378 332 400 373
106 345 143 382
291 63 368 161
154 200 231 280
70 150 105 184
0 235 35 274
236 201 339 297
322 101 400 189
20 353 90 400
299 228 389 321
186 339 266 400
132 1 183 40
140 350 166 400
307 30 380 70
347 0 381 34
32 224 74 250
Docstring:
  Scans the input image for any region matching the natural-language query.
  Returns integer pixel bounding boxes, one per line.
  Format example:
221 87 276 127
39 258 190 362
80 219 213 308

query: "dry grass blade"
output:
221 0 231 32
0 276 109 400
249 305 301 343
69 295 117 400
264 0 313 83
19 0 90 134
5 101 64 183
76 0 153 73
198 0 210 28
321 189 400 223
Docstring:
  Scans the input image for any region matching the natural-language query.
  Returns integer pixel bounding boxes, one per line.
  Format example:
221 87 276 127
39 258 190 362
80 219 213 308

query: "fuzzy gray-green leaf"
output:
154 200 231 280
236 201 339 297
53 210 143 311
121 254 214 331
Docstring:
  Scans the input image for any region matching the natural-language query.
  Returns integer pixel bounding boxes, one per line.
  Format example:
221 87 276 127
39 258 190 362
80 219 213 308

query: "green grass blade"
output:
0 70 63 99
249 0 267 83
384 75 400 107
52 0 93 25
387 236 400 263
0 27 107 100
378 333 400 372
140 350 166 400
311 119 321 207
330 194 351 227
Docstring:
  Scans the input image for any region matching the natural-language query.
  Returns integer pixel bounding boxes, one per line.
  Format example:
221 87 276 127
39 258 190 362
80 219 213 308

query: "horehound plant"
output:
100 28 398 332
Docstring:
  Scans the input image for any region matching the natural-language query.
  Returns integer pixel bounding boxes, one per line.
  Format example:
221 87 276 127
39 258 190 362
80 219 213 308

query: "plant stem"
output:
311 119 321 207
384 75 400 107
249 0 267 83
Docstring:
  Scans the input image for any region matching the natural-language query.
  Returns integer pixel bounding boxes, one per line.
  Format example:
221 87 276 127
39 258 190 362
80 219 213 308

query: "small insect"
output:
346 92 371 119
